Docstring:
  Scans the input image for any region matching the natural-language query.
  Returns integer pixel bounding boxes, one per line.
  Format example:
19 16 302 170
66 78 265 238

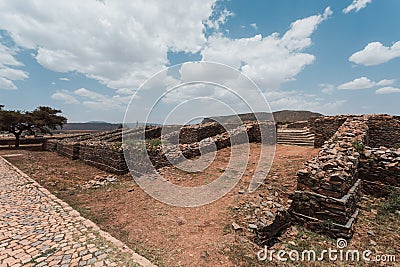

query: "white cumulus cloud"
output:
320 83 335 94
265 89 346 115
250 23 257 30
52 88 132 111
0 0 218 91
202 7 332 90
349 41 400 66
0 2 338 115
0 43 28 90
205 8 233 30
51 91 80 104
343 0 372 14
338 77 395 90
375 87 400 94
0 77 17 90
74 88 105 101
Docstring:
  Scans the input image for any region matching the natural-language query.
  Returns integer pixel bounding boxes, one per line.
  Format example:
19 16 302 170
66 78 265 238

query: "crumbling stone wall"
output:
309 116 347 147
43 139 58 151
43 114 400 241
123 121 275 175
162 121 276 145
124 126 176 141
161 122 228 145
289 116 369 238
258 114 400 241
297 116 368 197
178 122 227 144
79 142 128 174
104 127 143 142
286 121 309 129
0 137 46 146
367 115 400 148
359 146 400 197
45 120 276 175
56 142 80 160
95 128 123 142
126 122 274 171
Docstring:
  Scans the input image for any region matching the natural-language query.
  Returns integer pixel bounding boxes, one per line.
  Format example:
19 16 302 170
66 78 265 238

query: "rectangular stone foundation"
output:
256 115 400 243
291 209 359 239
56 142 80 160
291 179 362 225
79 145 128 175
43 140 58 152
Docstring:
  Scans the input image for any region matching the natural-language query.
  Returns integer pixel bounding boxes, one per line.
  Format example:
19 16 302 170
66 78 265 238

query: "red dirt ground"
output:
1 144 321 266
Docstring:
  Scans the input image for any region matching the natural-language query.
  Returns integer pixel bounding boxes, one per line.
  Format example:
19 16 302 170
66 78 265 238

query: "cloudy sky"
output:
0 0 399 123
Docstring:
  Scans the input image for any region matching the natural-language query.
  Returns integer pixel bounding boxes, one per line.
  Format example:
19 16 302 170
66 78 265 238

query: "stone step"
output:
277 132 314 136
278 129 313 132
278 133 313 136
277 141 314 146
277 136 314 140
277 136 314 141
277 142 314 146
276 129 314 146
278 140 314 144
277 130 310 133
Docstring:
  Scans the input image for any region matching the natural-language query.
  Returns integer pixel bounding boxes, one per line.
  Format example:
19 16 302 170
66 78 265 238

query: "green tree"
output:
0 106 67 147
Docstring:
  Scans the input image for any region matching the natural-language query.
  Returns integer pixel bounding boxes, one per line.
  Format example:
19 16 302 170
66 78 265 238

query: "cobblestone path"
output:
0 156 155 267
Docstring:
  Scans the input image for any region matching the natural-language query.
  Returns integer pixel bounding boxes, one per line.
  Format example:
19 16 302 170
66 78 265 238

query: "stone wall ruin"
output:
42 113 400 241
309 116 347 148
44 121 276 175
257 114 400 242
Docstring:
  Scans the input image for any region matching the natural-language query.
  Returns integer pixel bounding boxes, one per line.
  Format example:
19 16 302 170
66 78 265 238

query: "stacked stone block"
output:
79 142 128 174
286 120 309 129
43 139 58 151
359 146 400 197
367 115 400 148
56 141 80 160
126 121 276 173
290 116 369 238
46 121 275 175
256 114 400 243
309 116 347 147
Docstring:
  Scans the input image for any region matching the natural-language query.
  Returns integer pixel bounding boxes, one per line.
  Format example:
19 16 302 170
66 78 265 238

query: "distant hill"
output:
57 121 161 132
202 112 273 124
57 110 322 132
273 110 323 123
202 110 323 124
60 123 121 131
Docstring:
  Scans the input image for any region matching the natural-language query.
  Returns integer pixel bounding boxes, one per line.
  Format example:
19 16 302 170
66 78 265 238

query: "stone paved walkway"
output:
0 156 155 267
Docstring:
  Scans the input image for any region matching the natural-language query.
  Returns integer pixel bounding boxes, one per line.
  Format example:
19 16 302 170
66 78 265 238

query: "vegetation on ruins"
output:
146 138 162 150
352 140 365 154
0 106 67 147
377 188 400 220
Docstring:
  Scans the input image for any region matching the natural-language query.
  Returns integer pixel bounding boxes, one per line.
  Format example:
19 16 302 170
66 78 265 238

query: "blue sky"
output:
0 0 399 123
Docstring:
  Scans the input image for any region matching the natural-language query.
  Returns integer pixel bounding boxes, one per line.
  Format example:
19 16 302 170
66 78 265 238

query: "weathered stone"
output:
231 222 242 231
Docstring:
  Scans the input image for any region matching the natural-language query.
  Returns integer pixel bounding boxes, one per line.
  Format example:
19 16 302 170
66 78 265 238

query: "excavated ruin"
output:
44 114 400 242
